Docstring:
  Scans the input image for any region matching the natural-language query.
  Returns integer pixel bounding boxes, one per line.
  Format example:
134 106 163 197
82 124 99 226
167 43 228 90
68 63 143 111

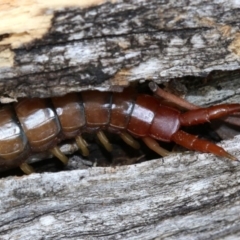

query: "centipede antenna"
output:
75 135 89 156
224 152 238 161
19 162 35 175
50 146 69 165
148 82 198 110
142 137 170 157
97 130 112 152
120 132 140 149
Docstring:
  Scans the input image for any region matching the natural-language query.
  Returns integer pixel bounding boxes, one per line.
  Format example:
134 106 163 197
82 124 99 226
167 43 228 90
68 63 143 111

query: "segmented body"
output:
0 89 175 169
0 88 240 171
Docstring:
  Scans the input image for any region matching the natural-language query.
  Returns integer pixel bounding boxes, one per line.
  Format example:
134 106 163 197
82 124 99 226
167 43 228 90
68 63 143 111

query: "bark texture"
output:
1 1 240 239
0 0 240 98
1 137 240 240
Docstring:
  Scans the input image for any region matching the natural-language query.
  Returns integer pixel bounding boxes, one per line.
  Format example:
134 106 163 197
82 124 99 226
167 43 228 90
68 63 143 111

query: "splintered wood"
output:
1 0 240 239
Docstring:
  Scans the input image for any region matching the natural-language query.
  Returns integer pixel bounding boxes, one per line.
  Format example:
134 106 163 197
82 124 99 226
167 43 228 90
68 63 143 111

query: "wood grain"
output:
1 136 240 239
1 1 240 239
0 0 240 98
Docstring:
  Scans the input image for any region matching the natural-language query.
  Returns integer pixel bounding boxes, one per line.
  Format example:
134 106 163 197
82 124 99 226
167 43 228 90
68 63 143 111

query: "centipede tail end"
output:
171 130 238 161
1 86 240 175
180 104 240 126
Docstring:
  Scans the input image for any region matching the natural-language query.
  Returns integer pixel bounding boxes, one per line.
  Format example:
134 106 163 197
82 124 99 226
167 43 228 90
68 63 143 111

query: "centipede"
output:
0 82 239 174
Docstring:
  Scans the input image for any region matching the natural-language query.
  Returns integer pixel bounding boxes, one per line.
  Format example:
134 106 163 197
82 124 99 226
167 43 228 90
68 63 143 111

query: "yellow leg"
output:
19 162 35 175
97 130 112 152
120 132 140 149
49 146 69 165
75 135 89 156
142 137 170 157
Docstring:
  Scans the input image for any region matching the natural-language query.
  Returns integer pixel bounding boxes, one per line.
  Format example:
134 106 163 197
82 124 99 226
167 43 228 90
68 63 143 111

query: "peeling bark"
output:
1 137 240 239
1 1 240 239
0 74 240 239
0 0 240 98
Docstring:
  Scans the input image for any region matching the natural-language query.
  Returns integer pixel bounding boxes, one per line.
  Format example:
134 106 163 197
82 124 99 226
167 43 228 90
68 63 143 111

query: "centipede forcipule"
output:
0 82 240 174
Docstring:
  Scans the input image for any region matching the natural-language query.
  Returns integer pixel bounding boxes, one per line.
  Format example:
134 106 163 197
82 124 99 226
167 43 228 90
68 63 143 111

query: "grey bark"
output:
1 1 240 239
0 0 240 98
1 137 240 240
0 76 240 239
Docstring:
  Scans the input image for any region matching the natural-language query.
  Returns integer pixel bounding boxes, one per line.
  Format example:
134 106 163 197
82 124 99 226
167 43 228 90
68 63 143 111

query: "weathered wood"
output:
1 136 240 239
0 0 240 98
1 1 240 239
182 71 240 107
0 76 240 239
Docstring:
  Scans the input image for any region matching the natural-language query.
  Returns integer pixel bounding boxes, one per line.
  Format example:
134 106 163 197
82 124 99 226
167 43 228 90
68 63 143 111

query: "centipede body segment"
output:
0 85 239 174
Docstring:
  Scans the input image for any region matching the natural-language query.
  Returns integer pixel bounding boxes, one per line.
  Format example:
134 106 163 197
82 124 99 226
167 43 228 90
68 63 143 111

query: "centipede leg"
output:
171 130 237 161
120 132 140 149
75 135 89 156
180 104 240 126
19 162 35 175
97 131 112 152
49 146 69 165
150 81 240 128
149 82 198 110
142 137 170 157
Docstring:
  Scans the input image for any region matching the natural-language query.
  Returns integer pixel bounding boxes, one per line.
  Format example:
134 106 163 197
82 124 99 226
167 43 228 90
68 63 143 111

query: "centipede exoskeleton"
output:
0 82 240 174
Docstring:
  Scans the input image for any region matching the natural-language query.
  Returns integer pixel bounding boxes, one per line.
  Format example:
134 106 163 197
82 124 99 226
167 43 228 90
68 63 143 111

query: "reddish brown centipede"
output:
0 84 239 174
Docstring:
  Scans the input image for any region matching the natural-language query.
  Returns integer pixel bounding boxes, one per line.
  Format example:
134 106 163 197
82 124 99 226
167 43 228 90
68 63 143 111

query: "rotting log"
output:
1 137 240 240
1 1 240 239
0 0 240 99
